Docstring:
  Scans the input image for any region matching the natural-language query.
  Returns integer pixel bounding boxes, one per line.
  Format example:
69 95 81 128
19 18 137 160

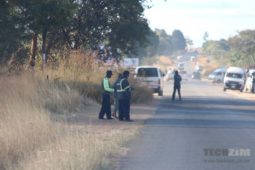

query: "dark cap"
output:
123 70 130 77
106 70 112 77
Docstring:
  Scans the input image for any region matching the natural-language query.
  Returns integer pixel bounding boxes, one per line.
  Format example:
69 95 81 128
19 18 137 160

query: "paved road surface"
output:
118 79 255 170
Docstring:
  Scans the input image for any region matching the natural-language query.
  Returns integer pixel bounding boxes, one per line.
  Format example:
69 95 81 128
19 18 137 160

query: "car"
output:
179 70 188 81
223 67 245 91
164 70 174 81
177 56 183 60
190 56 196 62
244 69 255 93
135 66 165 96
195 64 202 72
208 68 226 83
191 71 201 79
177 62 184 71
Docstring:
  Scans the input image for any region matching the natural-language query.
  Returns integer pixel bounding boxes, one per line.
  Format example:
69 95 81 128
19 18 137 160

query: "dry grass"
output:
0 50 153 170
0 74 141 170
15 124 139 170
0 75 54 169
45 50 153 104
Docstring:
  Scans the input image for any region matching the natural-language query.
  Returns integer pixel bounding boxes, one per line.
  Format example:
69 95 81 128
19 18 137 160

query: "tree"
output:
135 28 159 58
154 29 173 55
1 0 152 67
0 0 27 64
228 30 255 67
172 29 186 51
106 0 151 57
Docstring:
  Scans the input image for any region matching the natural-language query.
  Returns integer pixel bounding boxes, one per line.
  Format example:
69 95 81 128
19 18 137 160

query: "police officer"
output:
172 70 182 101
98 70 114 119
117 70 132 121
113 73 122 118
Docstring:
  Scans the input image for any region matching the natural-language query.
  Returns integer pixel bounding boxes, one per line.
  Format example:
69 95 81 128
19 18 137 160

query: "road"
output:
117 79 255 170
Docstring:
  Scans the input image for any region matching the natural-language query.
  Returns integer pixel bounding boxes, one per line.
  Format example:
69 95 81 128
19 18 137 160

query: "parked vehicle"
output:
223 67 245 91
179 70 188 81
190 56 196 62
177 62 184 71
135 66 165 96
208 68 226 83
191 71 201 79
244 69 255 93
195 64 202 72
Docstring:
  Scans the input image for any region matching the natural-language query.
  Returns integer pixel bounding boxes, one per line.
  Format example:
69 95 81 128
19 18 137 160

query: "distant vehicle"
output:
191 71 201 79
195 64 202 72
179 70 188 80
135 66 165 96
177 62 184 71
164 70 174 81
223 67 245 91
190 56 196 62
244 69 255 93
177 56 183 60
208 68 226 83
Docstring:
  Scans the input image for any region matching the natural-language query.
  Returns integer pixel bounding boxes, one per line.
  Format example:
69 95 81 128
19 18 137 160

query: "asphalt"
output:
117 79 255 170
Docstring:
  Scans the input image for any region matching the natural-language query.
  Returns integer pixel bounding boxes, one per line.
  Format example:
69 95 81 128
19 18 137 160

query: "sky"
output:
144 0 255 47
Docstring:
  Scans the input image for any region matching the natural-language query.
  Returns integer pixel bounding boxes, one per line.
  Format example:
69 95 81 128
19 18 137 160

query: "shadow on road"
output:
146 96 255 128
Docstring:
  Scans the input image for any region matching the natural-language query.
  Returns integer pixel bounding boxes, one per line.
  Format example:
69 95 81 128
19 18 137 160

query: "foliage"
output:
172 29 186 51
136 28 188 58
155 29 173 56
0 0 28 63
0 0 152 66
202 30 255 67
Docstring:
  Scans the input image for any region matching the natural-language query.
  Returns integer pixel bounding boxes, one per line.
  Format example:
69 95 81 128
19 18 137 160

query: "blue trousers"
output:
119 98 130 120
98 93 111 119
172 85 181 100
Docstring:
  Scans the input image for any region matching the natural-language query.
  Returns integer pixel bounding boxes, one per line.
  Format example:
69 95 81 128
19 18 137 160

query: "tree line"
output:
202 30 255 68
0 0 187 69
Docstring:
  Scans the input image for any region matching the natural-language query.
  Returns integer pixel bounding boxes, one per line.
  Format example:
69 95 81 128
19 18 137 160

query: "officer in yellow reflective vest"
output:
117 70 132 121
98 70 114 119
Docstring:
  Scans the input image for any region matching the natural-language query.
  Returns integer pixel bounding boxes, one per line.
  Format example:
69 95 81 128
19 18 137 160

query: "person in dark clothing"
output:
117 70 132 121
113 73 122 118
98 70 114 119
172 70 182 101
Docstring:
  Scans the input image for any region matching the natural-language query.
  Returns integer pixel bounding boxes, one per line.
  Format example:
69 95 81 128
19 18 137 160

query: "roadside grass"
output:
15 124 139 170
0 50 153 169
0 73 142 170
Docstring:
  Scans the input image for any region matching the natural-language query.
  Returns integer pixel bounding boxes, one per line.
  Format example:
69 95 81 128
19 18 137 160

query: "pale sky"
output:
144 0 255 47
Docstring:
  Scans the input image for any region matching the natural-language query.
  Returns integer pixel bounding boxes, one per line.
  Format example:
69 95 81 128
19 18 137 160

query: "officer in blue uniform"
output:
117 70 132 121
172 70 182 101
98 70 114 119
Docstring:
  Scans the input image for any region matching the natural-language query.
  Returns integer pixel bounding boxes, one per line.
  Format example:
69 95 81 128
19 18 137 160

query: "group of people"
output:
98 69 182 121
98 70 132 121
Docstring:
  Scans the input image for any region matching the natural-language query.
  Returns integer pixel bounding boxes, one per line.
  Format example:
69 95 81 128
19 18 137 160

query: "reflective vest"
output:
116 78 130 93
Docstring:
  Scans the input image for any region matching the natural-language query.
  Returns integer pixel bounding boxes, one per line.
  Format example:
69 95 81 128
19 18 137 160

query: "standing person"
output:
172 70 182 101
98 70 114 119
113 73 122 118
118 70 132 121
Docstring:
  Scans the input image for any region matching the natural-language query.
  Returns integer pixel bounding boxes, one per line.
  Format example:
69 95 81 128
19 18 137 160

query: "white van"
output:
135 66 165 96
223 67 245 91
